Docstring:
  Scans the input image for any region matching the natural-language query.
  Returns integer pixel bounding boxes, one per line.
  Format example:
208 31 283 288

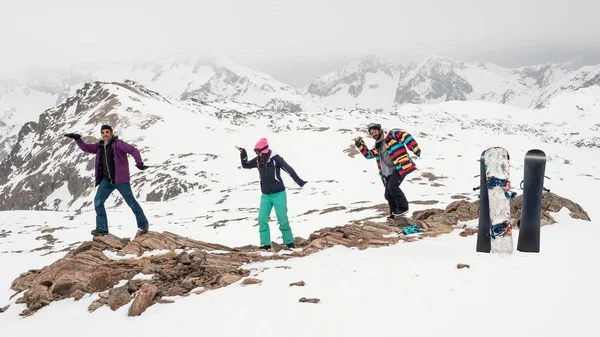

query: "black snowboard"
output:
517 149 547 253
476 150 491 253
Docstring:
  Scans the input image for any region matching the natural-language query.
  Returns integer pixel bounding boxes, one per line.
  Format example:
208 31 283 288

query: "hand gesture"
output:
354 136 362 142
136 163 150 170
64 133 81 140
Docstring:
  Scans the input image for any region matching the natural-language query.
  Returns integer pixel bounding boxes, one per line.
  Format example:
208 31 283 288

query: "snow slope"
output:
0 82 599 337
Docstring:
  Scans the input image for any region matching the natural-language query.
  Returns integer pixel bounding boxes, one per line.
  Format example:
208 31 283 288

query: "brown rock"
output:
108 286 132 310
242 278 262 285
21 284 53 311
459 228 478 237
127 280 140 293
88 298 107 312
71 289 86 301
180 277 198 291
289 281 305 287
411 209 444 221
457 264 470 269
167 286 189 296
0 305 9 313
178 252 191 265
217 274 243 286
275 266 291 269
128 283 157 316
299 297 320 303
156 299 175 304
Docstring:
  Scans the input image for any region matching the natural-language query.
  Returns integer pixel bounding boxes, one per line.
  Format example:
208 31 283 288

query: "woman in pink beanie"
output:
236 138 307 250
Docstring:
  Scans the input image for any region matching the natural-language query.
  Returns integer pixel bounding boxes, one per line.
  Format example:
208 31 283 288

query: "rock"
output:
275 266 291 269
156 299 175 304
459 228 478 237
178 252 191 265
412 209 444 221
180 277 198 291
107 286 132 311
20 284 53 312
71 289 86 301
88 299 106 312
241 278 262 285
289 281 305 287
217 274 243 286
128 283 157 316
0 305 9 313
127 280 140 293
457 264 470 269
299 297 320 304
167 286 189 296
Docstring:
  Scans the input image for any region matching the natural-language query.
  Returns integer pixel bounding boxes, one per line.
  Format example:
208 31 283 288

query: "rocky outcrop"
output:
6 192 588 317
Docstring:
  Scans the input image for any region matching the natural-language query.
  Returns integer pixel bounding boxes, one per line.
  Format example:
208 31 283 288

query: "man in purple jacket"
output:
65 124 150 237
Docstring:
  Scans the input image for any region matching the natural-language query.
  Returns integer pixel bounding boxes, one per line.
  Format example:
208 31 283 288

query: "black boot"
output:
285 242 295 249
259 245 271 250
91 228 108 236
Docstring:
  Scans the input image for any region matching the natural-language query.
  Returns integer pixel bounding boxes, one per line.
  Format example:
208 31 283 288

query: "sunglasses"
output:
101 130 111 135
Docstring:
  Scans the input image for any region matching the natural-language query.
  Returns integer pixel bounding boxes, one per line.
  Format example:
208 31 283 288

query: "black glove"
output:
240 148 248 158
64 133 81 140
298 180 307 187
136 163 149 170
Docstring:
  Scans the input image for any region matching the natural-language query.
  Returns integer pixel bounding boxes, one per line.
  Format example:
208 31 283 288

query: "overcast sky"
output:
1 0 599 86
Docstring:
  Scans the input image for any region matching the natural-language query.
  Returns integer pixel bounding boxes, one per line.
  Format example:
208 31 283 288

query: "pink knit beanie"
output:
254 138 269 154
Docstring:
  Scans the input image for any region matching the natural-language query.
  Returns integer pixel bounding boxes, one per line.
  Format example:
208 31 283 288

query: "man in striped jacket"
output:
355 123 421 220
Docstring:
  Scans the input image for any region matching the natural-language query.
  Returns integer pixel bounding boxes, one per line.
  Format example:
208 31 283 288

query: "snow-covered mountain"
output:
0 58 326 159
303 56 406 111
305 55 578 110
91 57 325 112
531 64 600 108
0 68 91 160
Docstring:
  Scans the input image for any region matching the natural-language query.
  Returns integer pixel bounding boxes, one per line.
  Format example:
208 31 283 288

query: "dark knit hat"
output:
101 124 112 132
367 123 381 132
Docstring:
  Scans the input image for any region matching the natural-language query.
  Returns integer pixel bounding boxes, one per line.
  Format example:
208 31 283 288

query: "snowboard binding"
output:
490 220 513 239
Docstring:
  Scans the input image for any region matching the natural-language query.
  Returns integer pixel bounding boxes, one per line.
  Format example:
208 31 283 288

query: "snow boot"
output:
91 229 108 236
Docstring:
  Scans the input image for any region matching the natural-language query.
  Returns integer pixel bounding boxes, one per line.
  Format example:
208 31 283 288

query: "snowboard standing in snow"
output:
476 150 491 253
477 147 516 253
517 149 547 253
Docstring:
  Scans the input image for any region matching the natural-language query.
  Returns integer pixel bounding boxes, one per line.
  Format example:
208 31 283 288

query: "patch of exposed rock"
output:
5 192 588 317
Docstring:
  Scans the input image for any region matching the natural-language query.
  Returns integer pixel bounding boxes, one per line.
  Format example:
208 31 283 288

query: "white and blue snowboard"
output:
483 147 515 253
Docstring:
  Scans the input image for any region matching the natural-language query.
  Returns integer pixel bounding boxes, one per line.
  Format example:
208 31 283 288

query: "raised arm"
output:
274 155 306 186
70 135 99 154
240 148 257 169
354 137 378 159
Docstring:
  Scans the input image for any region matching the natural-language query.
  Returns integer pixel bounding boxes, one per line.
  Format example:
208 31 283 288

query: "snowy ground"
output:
1 89 599 336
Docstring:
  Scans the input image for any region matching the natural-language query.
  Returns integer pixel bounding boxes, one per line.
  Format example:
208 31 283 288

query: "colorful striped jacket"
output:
355 129 421 184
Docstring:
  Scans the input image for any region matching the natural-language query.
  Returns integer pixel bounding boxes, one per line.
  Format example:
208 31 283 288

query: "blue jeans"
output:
94 178 148 232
